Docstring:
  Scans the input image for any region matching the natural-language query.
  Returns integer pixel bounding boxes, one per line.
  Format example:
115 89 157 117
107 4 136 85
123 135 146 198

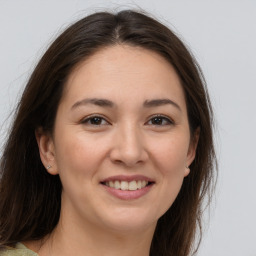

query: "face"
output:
38 45 198 234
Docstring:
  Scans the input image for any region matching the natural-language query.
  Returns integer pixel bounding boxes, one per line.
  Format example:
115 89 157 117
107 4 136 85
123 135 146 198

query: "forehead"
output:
61 44 186 108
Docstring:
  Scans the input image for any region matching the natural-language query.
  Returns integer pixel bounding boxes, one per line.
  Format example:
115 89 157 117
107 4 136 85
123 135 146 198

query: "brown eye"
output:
147 116 173 126
82 116 109 126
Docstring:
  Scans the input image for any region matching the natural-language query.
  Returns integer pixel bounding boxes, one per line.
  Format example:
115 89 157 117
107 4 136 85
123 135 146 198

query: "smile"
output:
100 175 154 200
103 180 149 191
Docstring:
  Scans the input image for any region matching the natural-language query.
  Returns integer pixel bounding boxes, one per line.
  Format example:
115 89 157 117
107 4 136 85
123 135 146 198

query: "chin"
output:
96 207 159 233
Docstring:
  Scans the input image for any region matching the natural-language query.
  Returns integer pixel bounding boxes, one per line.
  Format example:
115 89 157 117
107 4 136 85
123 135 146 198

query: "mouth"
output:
100 176 154 200
101 180 154 191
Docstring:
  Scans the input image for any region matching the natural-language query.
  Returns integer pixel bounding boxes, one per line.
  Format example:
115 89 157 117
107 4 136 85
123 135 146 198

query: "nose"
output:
109 123 149 167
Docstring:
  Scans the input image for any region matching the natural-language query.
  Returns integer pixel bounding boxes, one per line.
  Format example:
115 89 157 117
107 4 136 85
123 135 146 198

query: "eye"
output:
81 115 109 126
146 115 173 126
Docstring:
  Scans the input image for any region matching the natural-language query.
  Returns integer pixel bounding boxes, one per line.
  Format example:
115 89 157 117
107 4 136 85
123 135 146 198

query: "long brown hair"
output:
0 9 217 256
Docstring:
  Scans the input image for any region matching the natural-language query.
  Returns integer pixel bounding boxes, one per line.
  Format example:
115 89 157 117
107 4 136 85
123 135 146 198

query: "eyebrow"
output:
71 98 114 110
143 98 181 111
71 98 181 111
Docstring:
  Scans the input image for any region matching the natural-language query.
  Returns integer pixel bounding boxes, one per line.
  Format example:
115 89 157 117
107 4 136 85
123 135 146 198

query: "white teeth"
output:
109 181 114 188
104 180 150 190
137 180 142 189
121 181 129 190
128 181 137 191
141 180 147 188
114 180 120 189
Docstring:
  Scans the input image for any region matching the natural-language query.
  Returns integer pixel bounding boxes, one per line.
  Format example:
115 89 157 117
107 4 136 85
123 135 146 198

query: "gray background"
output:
0 1 256 255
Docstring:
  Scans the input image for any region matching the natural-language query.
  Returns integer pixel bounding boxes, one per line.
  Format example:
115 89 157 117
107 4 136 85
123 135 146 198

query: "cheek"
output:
53 128 116 194
53 130 104 180
151 135 189 175
150 135 189 210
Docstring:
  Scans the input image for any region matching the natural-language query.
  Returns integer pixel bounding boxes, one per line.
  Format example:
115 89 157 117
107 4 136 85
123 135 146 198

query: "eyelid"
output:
80 114 111 125
79 113 174 126
145 114 174 125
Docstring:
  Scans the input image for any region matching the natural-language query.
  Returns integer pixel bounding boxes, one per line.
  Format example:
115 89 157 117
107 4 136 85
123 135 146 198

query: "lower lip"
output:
101 184 154 200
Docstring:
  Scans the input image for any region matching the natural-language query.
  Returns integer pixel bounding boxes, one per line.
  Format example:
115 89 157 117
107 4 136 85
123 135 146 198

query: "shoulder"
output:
0 243 38 256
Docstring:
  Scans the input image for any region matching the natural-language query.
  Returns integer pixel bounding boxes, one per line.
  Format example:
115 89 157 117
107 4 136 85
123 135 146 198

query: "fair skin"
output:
31 45 198 256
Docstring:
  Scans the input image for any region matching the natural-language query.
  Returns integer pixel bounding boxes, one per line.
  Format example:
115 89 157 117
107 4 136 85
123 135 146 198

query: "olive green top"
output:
0 243 38 256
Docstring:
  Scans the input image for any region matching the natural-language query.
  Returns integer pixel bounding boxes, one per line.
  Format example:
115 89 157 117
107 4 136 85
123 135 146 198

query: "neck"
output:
33 212 155 256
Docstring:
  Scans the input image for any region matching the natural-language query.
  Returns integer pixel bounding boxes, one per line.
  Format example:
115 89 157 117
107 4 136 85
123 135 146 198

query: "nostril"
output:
114 159 123 164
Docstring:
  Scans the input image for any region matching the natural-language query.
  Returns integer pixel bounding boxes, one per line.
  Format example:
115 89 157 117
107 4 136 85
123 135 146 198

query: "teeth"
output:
109 181 114 188
114 180 120 189
141 180 147 188
121 181 128 190
104 180 149 190
129 181 137 191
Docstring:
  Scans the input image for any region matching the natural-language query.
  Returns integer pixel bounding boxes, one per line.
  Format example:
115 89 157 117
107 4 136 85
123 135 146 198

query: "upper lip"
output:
101 175 154 183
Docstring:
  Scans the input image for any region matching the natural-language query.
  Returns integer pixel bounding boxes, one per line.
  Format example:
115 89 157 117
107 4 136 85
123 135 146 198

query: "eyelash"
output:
81 114 174 127
145 115 174 126
81 115 109 126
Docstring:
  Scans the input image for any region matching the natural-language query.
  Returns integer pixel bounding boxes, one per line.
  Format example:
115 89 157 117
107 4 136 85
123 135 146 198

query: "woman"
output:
0 9 216 256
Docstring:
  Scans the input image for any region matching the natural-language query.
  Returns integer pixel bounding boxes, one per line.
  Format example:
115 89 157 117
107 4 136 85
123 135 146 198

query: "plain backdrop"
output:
0 1 256 255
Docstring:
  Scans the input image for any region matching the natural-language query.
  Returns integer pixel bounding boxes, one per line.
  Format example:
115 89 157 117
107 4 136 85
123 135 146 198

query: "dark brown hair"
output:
0 9 216 256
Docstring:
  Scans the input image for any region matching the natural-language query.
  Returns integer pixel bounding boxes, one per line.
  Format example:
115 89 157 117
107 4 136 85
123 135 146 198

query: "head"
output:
0 9 216 256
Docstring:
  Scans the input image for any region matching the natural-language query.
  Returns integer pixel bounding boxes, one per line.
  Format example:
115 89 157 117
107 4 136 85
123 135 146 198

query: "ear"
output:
185 127 200 176
35 127 58 175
